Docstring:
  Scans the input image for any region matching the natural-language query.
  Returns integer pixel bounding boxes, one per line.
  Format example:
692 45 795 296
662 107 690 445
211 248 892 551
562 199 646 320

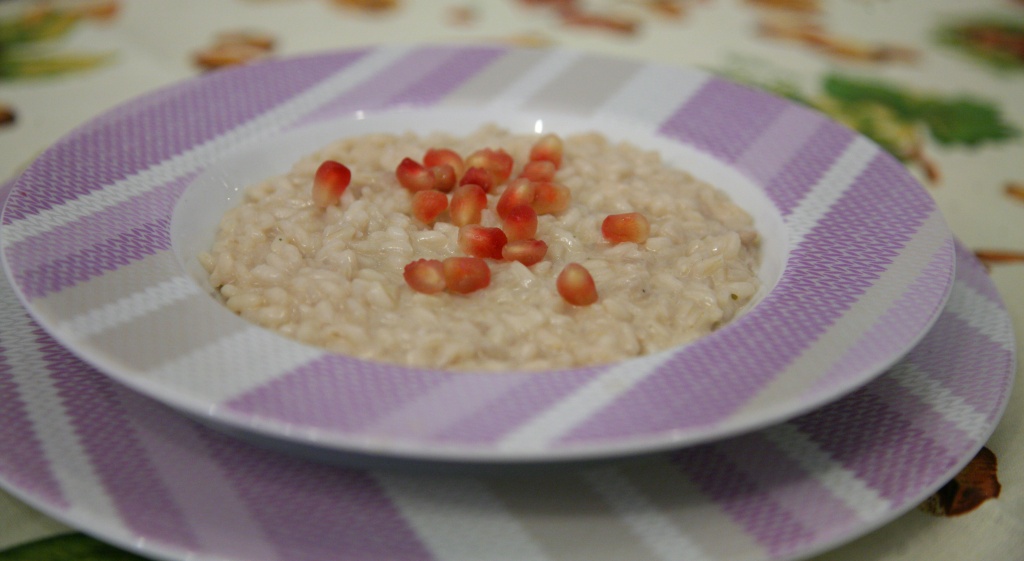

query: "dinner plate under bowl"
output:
0 45 955 463
0 220 1013 561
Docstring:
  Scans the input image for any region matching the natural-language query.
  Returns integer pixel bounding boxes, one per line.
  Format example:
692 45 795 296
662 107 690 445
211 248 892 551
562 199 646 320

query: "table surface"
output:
0 0 1021 560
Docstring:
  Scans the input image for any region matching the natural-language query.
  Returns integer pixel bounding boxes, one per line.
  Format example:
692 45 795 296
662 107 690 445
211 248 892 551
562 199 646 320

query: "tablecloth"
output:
0 0 1021 559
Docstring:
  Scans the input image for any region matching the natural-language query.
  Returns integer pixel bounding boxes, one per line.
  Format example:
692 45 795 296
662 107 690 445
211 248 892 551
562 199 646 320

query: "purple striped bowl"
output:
0 45 955 462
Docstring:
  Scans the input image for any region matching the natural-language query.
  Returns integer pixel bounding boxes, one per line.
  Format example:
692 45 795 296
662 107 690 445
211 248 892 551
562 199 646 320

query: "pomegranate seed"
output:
458 225 508 260
423 148 465 178
557 263 598 306
502 205 538 242
602 212 650 244
443 257 491 294
430 164 457 192
532 182 571 214
519 159 557 182
466 148 514 185
404 259 446 294
460 166 495 193
396 157 435 192
496 178 537 219
502 239 547 266
411 190 449 224
529 134 563 169
449 184 488 227
311 160 352 207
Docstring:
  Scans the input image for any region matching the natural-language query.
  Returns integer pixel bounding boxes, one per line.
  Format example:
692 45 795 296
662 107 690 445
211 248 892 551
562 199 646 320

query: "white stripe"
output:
763 424 892 520
1 46 413 246
497 352 669 452
0 282 123 526
944 280 1016 352
584 467 711 561
57 275 200 338
785 136 877 246
141 326 323 404
889 363 992 441
596 64 710 128
374 473 550 561
485 49 583 109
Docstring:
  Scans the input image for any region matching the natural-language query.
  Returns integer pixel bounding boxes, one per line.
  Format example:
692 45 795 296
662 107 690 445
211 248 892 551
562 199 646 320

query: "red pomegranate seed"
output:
502 239 547 266
532 182 571 214
602 212 650 244
430 164 457 192
502 205 538 242
519 159 557 182
396 157 435 192
411 190 449 224
460 166 495 193
458 225 508 260
443 257 491 294
423 148 465 178
311 160 352 207
496 178 537 219
529 134 563 169
466 148 514 185
449 184 488 226
404 259 446 294
557 263 598 306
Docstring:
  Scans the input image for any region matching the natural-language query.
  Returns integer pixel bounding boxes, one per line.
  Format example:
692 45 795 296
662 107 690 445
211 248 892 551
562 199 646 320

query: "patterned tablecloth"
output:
0 0 1021 560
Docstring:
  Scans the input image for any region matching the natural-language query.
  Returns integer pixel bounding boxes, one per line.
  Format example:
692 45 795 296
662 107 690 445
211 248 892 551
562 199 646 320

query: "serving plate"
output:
0 45 954 462
0 197 1013 561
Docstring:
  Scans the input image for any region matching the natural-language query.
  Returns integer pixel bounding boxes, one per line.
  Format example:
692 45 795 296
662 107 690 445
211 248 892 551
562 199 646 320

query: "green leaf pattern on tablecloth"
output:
0 4 115 80
0 534 146 561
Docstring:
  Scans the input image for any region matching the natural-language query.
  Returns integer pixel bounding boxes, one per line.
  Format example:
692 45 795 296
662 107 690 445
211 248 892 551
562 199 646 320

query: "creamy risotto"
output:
200 125 761 370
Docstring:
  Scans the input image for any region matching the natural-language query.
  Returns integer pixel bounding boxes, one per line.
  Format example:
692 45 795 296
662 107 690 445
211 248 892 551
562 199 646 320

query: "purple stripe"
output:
363 374 536 439
659 79 790 163
862 372 975 458
560 152 935 443
717 433 863 549
0 346 67 507
120 394 280 560
293 46 502 128
224 355 454 430
761 123 858 216
13 218 171 299
954 241 1004 303
732 105 828 189
671 445 816 557
198 428 432 561
901 313 1014 417
4 51 369 222
387 46 505 106
789 385 962 505
809 240 954 394
431 367 603 444
42 331 199 547
5 173 192 275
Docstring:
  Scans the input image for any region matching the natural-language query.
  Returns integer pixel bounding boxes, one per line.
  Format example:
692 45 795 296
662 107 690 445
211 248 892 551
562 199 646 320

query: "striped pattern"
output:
0 230 1013 561
0 46 956 460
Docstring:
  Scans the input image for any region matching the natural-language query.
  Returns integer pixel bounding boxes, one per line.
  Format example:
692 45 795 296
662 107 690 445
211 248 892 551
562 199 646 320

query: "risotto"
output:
199 125 762 370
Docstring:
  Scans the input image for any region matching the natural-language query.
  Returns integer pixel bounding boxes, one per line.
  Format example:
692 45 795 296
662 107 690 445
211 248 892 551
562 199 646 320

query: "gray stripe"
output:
618 458 765 560
486 472 659 561
441 49 554 106
34 252 181 320
81 292 247 371
523 55 643 115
